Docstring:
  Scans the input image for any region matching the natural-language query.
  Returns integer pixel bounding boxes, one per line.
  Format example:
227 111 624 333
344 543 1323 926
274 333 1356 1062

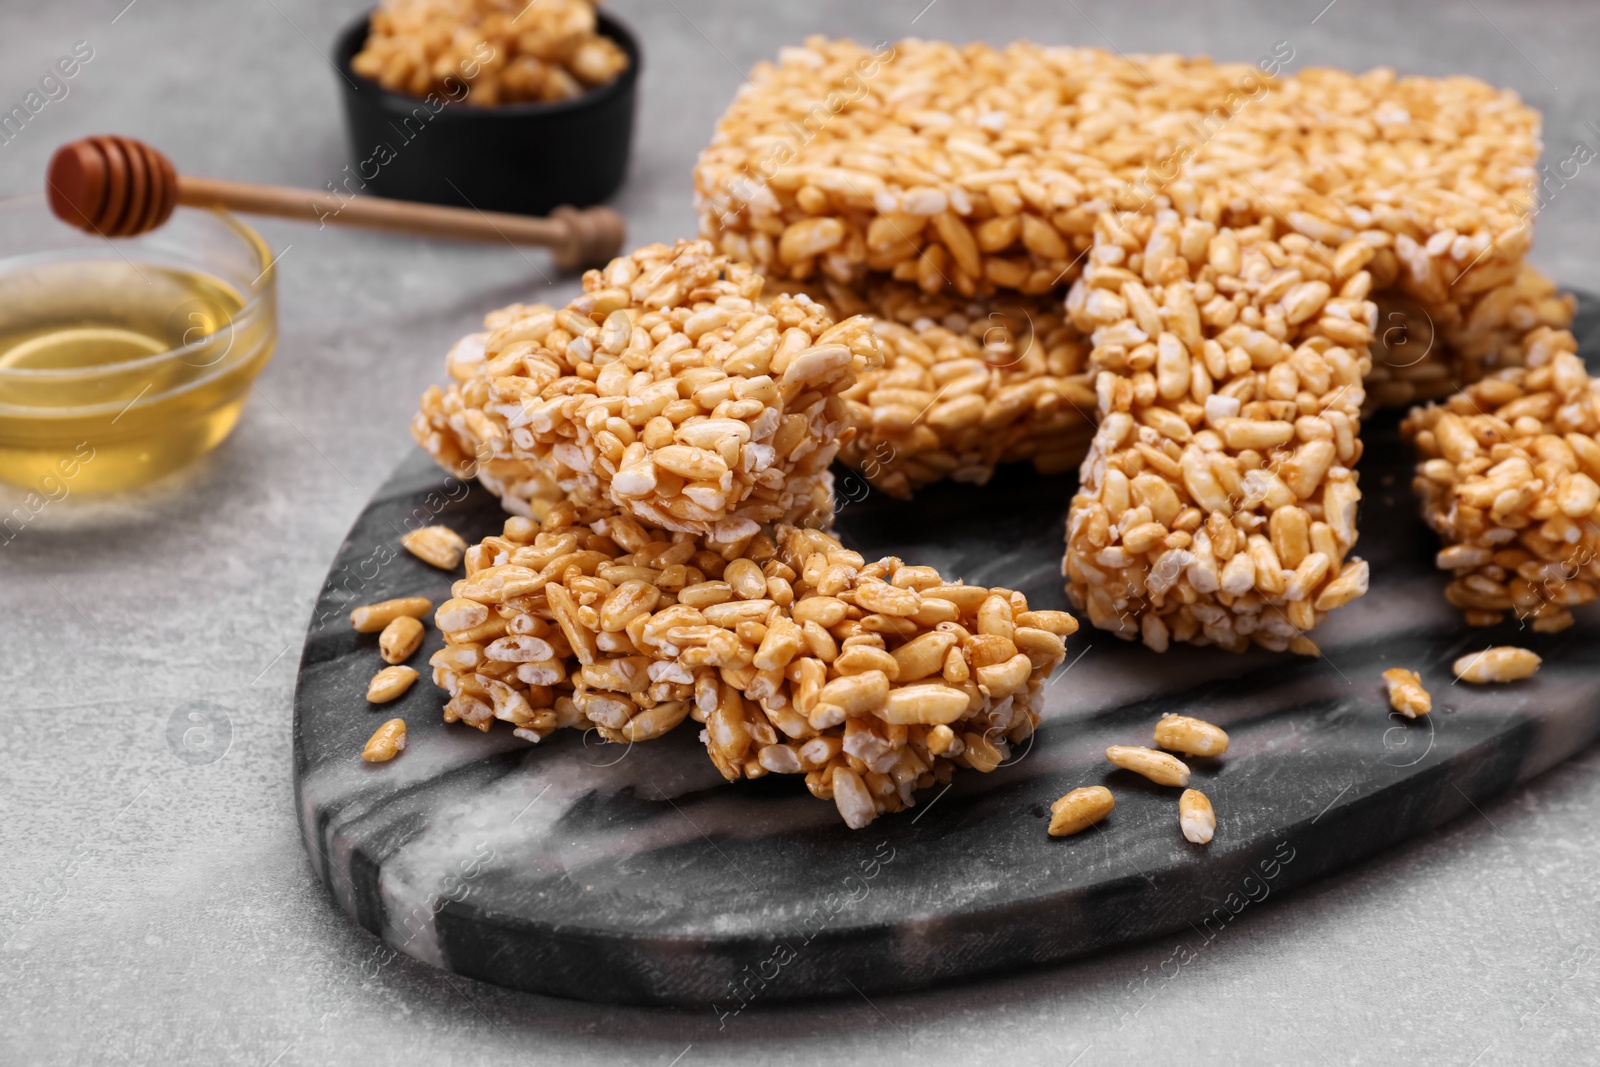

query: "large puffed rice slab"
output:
697 38 1538 309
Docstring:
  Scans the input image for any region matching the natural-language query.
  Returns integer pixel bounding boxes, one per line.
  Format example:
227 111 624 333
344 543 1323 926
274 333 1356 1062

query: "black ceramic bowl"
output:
332 10 638 216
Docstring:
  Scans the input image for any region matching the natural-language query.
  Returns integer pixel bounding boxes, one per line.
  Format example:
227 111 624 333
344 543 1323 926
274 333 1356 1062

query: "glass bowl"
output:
0 193 278 493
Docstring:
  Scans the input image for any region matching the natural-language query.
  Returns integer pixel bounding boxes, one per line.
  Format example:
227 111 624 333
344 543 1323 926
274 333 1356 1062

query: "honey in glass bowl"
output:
0 194 278 493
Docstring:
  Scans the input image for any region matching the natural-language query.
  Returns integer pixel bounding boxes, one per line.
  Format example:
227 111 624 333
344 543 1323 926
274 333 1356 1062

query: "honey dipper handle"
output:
176 176 624 271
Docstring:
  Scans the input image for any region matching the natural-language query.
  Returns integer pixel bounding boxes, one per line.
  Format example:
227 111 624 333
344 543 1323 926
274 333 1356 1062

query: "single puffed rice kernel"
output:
378 615 425 664
832 765 877 829
891 631 958 681
1452 647 1541 684
724 557 768 600
435 597 489 632
1381 668 1432 718
401 525 468 570
1178 789 1215 844
351 596 433 633
1016 610 1079 636
877 684 970 725
621 700 690 742
362 718 407 762
834 644 901 679
367 665 419 703
816 671 890 715
975 652 1032 699
1106 745 1190 787
963 731 1004 772
1048 786 1114 837
1152 714 1229 757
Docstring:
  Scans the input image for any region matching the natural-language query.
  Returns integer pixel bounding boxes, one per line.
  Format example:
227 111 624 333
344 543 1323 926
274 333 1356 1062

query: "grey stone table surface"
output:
3 0 1599 1063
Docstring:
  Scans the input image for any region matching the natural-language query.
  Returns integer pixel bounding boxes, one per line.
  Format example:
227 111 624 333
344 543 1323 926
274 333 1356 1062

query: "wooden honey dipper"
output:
46 134 626 271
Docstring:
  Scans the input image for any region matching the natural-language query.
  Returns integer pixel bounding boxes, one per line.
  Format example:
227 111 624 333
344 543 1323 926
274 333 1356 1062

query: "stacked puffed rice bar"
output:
693 36 1589 651
411 38 1598 826
415 241 870 546
415 241 1075 827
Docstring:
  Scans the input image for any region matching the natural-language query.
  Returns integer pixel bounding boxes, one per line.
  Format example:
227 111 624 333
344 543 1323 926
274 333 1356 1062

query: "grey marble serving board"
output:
294 299 1600 1007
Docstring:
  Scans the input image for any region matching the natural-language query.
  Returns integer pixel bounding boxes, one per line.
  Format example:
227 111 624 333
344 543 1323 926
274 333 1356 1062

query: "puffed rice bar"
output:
428 502 1077 826
413 240 883 548
696 38 1538 306
786 277 1098 496
428 505 700 745
698 35 1571 434
1063 217 1374 653
1403 336 1598 632
708 524 1075 829
1365 267 1577 413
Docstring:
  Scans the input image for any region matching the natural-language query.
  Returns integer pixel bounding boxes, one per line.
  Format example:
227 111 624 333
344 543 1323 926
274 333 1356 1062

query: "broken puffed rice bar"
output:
1064 221 1373 656
698 39 1539 304
425 500 1076 827
1403 343 1598 633
1365 267 1575 413
788 276 1098 497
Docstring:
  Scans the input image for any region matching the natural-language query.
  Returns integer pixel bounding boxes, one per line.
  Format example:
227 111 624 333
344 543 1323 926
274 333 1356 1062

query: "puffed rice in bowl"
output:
334 0 639 214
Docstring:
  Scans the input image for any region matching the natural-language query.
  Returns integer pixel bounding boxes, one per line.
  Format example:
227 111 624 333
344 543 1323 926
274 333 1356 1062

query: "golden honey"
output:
0 256 275 493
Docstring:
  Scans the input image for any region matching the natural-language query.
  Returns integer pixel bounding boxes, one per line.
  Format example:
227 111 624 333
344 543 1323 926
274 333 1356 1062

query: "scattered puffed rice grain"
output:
378 615 425 664
367 665 419 703
1178 789 1215 844
351 596 433 633
1453 647 1541 684
1106 745 1190 787
402 525 468 570
362 718 407 762
1381 667 1432 717
1048 786 1114 837
435 597 489 632
1153 714 1229 757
